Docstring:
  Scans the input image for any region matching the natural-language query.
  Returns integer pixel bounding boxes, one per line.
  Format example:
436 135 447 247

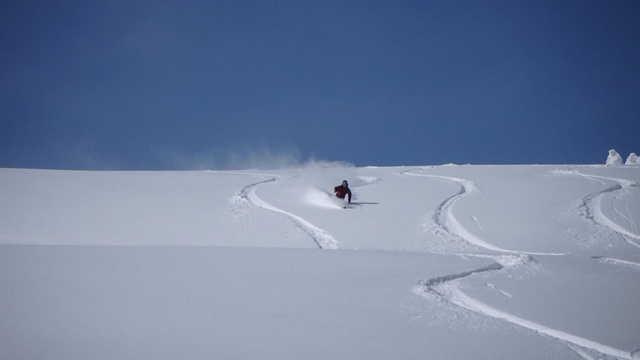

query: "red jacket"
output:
334 185 352 202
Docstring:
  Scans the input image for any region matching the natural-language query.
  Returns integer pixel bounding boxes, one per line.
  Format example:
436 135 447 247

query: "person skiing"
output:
334 180 352 203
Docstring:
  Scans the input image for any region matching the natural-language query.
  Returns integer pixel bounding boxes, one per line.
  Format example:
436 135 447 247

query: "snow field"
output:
1 164 639 359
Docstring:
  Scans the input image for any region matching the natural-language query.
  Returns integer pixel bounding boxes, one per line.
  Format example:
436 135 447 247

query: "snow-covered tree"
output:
606 149 623 165
626 152 639 165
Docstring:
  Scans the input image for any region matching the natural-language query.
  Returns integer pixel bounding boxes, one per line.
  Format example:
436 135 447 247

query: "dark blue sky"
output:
2 1 639 169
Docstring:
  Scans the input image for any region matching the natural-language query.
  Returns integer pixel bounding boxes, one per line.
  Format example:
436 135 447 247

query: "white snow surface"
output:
1 164 639 359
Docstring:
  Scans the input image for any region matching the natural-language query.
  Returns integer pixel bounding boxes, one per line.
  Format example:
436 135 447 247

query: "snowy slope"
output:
1 164 639 360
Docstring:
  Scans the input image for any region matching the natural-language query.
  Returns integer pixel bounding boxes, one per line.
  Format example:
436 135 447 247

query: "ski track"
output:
403 170 566 256
593 256 640 271
416 262 504 290
229 169 636 358
573 171 640 248
234 175 339 250
414 258 636 360
447 285 635 360
406 168 633 359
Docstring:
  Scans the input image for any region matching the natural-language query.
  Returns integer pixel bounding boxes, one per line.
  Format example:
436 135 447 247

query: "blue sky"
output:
1 1 639 169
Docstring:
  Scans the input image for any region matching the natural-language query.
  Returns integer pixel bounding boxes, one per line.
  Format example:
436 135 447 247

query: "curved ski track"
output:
413 254 638 360
234 175 338 250
228 169 638 359
405 169 636 359
574 171 640 248
402 170 565 256
440 283 634 360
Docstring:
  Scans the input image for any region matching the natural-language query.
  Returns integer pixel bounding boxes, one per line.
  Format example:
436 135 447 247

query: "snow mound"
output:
607 149 623 165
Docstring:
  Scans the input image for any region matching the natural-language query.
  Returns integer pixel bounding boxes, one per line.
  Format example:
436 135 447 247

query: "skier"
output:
334 180 352 203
